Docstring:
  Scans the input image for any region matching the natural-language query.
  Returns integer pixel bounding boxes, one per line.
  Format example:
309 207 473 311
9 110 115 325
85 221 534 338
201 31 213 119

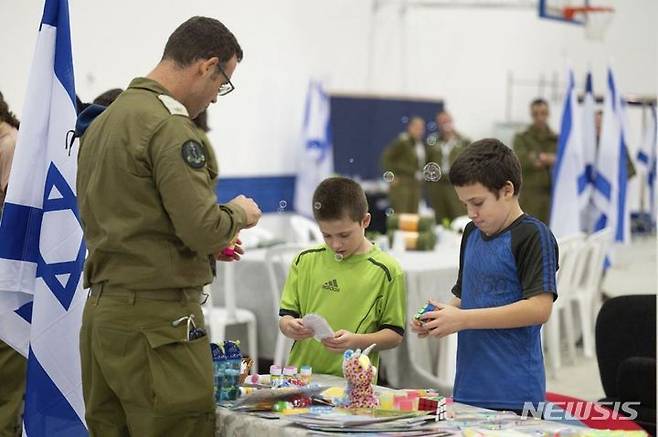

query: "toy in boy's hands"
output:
414 302 437 324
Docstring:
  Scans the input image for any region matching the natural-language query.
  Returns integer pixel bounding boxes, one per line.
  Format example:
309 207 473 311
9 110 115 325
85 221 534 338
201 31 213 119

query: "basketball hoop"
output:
563 6 615 41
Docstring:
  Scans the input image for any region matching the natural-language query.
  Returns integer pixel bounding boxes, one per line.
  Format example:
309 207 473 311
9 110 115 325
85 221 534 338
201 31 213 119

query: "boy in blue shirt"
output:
412 138 558 413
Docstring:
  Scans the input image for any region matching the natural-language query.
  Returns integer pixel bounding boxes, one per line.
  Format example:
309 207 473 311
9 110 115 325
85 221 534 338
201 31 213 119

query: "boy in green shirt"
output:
279 177 406 377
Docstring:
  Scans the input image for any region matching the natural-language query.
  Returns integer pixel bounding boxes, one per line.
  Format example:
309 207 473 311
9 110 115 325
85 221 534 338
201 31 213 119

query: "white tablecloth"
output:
211 241 461 392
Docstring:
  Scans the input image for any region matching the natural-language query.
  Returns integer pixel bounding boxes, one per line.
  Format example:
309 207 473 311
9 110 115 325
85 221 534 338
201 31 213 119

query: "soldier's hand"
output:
230 195 262 228
216 239 244 262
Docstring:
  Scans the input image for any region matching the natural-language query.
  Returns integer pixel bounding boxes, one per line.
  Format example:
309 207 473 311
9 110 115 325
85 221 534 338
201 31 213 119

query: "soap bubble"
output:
335 253 344 262
382 171 395 183
423 162 442 182
279 200 287 209
314 202 322 210
385 208 395 217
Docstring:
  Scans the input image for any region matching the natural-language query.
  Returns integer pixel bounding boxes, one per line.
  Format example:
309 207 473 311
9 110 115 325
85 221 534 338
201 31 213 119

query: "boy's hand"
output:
215 239 244 262
281 317 314 340
410 318 429 338
420 302 465 338
322 330 358 353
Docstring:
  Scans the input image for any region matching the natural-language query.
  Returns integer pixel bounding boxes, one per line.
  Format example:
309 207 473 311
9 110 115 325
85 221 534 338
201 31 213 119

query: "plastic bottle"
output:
283 366 297 384
270 365 283 388
299 365 312 385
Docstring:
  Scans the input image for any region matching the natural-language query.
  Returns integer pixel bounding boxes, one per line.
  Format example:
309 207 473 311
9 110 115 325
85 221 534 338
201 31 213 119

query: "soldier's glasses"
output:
216 64 235 96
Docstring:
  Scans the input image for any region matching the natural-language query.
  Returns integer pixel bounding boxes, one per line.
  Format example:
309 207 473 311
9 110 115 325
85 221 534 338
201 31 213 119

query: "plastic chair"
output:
543 233 585 373
264 244 307 367
290 215 323 245
204 262 258 373
568 227 612 358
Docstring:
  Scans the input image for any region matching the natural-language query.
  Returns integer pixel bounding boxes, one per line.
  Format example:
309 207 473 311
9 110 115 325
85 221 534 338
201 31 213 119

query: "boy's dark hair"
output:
162 16 243 67
448 138 523 197
93 88 123 107
530 98 548 108
312 177 368 222
0 91 20 129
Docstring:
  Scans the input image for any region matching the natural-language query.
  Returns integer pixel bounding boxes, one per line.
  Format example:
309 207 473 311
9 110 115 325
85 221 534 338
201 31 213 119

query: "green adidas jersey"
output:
279 244 406 377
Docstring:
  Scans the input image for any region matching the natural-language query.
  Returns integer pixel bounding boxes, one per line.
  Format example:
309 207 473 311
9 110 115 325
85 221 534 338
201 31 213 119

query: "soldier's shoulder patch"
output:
158 95 189 117
181 140 207 169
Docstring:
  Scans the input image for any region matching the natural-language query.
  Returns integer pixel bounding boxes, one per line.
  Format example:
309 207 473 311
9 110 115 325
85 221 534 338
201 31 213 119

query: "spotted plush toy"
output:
342 344 379 409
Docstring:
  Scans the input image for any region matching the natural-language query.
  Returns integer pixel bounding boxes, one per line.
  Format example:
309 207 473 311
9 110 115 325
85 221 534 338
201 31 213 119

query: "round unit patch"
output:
181 140 207 169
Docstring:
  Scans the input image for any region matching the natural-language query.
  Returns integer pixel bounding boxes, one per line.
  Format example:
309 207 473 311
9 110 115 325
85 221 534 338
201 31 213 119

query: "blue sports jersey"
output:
451 214 558 410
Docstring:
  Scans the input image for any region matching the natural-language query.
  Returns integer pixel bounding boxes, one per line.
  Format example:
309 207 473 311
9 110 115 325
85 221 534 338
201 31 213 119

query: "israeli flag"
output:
293 81 334 217
549 70 584 238
636 105 657 223
592 68 630 246
0 0 88 435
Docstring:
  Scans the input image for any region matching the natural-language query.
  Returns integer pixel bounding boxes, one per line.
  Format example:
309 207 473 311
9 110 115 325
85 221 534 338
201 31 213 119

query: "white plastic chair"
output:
567 227 612 358
204 261 258 373
239 226 274 249
290 215 323 245
544 233 585 373
264 244 307 367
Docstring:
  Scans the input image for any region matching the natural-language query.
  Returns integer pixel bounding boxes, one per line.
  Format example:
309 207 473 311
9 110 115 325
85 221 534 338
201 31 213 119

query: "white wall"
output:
1 0 656 180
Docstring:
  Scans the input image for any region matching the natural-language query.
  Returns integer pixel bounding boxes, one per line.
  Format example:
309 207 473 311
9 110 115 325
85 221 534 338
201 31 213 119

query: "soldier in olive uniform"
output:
513 98 558 224
381 116 426 214
426 111 470 223
76 17 262 437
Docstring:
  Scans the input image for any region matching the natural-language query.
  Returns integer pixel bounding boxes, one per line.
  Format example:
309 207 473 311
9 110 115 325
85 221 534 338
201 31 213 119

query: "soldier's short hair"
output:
162 16 243 67
530 98 548 108
0 91 20 129
448 138 523 197
313 177 368 223
92 88 123 107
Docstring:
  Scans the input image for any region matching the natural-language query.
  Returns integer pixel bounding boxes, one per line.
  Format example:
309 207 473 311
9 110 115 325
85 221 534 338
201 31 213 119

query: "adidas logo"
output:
321 279 340 293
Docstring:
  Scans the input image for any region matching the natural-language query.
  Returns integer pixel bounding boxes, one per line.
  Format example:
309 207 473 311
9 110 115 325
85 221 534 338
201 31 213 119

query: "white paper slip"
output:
302 313 335 341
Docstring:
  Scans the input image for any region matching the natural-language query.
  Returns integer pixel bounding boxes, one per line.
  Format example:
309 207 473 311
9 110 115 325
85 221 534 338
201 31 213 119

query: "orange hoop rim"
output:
563 6 615 21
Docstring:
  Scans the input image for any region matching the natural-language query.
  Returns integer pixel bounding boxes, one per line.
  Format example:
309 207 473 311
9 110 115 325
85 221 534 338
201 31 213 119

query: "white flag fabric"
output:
636 105 657 222
579 72 598 232
550 70 584 238
592 68 630 245
0 0 88 434
293 81 334 217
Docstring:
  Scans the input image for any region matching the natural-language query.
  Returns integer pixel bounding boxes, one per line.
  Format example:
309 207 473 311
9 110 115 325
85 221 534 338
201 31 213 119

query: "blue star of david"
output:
34 163 85 310
306 139 329 162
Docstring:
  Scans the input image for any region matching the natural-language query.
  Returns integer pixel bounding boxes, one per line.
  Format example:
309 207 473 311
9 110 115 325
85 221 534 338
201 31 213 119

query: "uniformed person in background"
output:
513 98 558 224
0 91 24 437
76 17 262 437
381 116 426 214
425 111 470 224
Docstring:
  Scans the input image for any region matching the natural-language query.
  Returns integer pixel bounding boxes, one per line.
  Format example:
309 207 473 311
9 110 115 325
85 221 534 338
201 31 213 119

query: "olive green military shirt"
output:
77 77 246 290
513 125 558 191
381 133 425 179
426 132 470 183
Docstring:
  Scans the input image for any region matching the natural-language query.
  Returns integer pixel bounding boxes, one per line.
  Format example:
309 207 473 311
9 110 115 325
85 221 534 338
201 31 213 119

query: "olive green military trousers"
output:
427 181 465 224
388 176 421 214
519 187 551 224
80 284 215 437
0 340 25 437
